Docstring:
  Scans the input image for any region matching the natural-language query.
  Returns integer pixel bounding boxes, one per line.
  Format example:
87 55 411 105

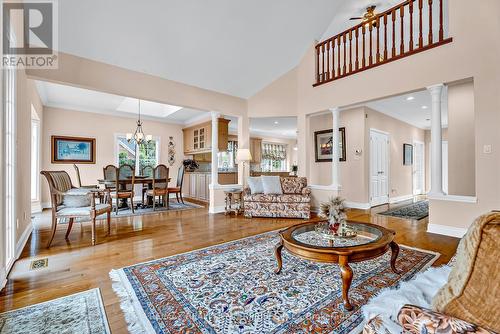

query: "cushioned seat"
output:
245 193 310 203
58 204 112 217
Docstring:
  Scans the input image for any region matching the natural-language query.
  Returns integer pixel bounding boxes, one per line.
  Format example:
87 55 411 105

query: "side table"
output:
224 189 243 216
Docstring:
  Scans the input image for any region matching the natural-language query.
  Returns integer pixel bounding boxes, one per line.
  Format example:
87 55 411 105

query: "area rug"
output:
379 201 429 220
109 201 203 218
0 288 110 334
110 231 439 333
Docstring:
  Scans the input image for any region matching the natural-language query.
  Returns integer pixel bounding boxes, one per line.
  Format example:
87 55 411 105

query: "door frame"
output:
412 140 425 195
369 128 390 207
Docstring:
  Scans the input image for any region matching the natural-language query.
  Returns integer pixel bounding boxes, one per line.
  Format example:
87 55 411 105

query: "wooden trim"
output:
51 135 96 164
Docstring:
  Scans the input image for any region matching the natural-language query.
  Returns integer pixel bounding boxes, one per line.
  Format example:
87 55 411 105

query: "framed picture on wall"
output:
314 128 346 162
403 143 413 165
51 135 96 164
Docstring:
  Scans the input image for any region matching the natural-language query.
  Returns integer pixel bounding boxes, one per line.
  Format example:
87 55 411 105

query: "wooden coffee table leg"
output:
274 241 283 274
390 241 401 274
339 255 353 311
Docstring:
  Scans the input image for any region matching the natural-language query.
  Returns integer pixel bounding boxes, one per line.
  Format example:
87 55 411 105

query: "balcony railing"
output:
314 0 452 87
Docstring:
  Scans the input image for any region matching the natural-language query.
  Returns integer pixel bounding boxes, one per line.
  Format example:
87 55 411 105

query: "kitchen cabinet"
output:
218 172 238 185
183 172 211 202
250 138 262 164
183 118 230 155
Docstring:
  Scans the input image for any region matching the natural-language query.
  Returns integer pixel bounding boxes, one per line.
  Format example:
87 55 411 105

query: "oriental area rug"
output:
0 288 110 334
110 231 439 334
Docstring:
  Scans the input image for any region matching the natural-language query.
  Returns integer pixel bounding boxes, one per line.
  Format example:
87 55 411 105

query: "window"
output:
31 107 40 202
3 65 16 269
116 135 159 173
261 143 287 172
218 140 237 170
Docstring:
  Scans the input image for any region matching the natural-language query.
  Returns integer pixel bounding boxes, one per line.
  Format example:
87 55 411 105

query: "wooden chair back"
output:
152 164 169 191
41 170 74 208
73 164 82 187
117 164 135 192
176 166 185 188
141 165 154 178
103 165 117 189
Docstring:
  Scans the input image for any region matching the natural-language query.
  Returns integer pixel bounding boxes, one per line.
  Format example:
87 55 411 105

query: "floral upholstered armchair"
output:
243 177 311 219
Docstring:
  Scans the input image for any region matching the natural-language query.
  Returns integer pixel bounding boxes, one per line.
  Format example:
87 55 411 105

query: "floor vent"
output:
30 258 48 270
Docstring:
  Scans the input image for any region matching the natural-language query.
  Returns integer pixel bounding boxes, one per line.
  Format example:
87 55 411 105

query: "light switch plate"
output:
483 144 492 154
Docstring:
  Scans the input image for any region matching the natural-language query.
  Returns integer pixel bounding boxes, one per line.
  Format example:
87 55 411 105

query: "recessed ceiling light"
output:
425 118 430 121
274 121 279 124
406 96 415 101
421 105 428 109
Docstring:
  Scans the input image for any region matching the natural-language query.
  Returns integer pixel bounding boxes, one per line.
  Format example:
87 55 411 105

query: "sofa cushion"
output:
281 177 307 194
244 193 309 203
247 177 264 194
63 188 91 207
432 212 500 332
261 176 283 195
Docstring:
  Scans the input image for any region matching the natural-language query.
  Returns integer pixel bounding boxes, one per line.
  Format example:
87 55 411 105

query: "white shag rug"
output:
361 265 452 333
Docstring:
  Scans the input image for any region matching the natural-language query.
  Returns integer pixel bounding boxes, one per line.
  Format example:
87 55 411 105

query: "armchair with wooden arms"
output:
74 164 104 203
41 170 111 248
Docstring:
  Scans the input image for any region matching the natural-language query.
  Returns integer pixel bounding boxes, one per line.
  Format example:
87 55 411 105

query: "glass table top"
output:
291 223 383 248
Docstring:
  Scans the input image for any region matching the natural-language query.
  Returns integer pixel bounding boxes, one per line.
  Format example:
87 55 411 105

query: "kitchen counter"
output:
184 171 238 185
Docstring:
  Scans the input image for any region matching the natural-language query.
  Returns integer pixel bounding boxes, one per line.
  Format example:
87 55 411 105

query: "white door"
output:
370 130 390 206
413 141 425 195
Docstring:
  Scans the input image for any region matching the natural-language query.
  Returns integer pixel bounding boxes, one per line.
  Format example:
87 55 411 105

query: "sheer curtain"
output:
261 143 287 172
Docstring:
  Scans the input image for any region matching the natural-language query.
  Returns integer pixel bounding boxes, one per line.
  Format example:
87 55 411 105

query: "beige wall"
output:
447 81 475 196
41 107 184 205
249 0 500 230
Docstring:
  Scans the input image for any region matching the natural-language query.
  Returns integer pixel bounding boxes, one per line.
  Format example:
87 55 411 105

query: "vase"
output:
328 217 340 233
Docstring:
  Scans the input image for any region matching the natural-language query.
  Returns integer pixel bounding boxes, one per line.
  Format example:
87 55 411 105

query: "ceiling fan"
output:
350 5 378 27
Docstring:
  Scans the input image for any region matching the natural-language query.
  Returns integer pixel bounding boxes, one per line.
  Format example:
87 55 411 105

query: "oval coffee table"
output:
274 221 400 311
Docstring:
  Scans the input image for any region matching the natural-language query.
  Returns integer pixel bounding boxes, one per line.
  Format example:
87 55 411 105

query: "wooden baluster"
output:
343 33 347 75
376 17 380 63
362 24 366 67
331 39 335 78
409 0 414 51
384 14 388 60
326 40 330 80
392 10 396 57
418 0 423 47
428 0 433 44
321 43 325 81
439 0 444 41
400 6 405 54
355 28 359 70
369 22 373 65
349 30 353 72
337 37 341 77
315 45 320 83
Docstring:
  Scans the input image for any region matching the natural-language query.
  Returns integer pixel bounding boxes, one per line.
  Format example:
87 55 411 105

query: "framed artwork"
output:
314 127 346 162
51 135 96 164
403 143 413 166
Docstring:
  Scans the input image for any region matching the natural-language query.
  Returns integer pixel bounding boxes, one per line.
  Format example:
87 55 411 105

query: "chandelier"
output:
126 99 152 144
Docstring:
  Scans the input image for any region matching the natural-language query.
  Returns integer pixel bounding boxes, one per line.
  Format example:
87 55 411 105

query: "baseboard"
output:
344 201 371 210
15 223 33 260
389 194 414 204
42 201 51 210
209 205 226 214
31 202 42 214
427 223 467 238
0 267 6 291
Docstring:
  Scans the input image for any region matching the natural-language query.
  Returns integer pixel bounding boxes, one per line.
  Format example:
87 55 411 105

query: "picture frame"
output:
403 143 413 166
51 135 96 164
314 127 346 162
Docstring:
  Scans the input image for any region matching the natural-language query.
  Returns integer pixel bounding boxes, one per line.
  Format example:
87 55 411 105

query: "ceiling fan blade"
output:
349 17 363 20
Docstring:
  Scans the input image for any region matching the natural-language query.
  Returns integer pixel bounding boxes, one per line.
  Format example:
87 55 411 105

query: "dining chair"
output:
41 170 111 248
141 165 154 205
109 164 136 215
146 164 169 211
167 166 185 204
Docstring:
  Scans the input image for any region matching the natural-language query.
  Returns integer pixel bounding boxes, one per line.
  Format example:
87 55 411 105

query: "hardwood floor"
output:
0 202 459 333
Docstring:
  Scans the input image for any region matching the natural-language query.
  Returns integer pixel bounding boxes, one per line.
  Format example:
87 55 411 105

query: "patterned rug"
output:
109 201 203 218
379 201 429 220
0 288 110 334
110 231 439 333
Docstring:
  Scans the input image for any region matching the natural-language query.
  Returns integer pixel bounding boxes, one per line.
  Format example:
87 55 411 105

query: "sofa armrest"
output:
302 187 311 196
398 305 494 334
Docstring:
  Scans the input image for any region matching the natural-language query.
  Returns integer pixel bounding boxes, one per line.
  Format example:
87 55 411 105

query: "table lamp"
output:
236 148 252 186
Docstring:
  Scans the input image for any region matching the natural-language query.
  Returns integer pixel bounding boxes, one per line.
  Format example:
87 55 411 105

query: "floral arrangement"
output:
319 196 347 230
183 159 199 172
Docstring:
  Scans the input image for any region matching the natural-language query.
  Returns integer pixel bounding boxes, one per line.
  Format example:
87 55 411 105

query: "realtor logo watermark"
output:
2 0 58 69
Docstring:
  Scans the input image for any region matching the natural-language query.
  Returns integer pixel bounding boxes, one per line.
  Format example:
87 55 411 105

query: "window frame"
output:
114 133 161 174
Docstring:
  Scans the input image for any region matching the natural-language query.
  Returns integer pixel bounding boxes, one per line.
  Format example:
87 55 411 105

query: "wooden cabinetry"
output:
250 138 262 164
183 172 211 202
218 172 238 185
183 118 230 155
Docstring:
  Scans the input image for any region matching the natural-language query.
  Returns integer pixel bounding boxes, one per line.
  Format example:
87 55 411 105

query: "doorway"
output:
370 129 389 206
412 140 425 195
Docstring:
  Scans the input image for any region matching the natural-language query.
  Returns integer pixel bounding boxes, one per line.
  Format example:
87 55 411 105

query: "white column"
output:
330 107 340 189
428 84 445 196
211 111 220 187
296 113 309 178
237 115 250 185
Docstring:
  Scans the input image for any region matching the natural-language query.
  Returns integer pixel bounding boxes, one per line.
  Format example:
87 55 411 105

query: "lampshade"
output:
236 148 252 162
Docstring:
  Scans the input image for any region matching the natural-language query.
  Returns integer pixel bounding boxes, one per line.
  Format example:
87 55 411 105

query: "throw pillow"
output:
261 176 283 195
281 177 307 194
247 177 264 194
432 212 500 332
63 188 91 207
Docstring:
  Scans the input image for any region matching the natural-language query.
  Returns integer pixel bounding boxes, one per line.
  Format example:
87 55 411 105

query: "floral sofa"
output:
243 177 311 219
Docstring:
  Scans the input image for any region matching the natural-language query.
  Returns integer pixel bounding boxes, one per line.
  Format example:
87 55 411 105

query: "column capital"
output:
329 107 340 114
211 111 221 119
426 83 445 96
